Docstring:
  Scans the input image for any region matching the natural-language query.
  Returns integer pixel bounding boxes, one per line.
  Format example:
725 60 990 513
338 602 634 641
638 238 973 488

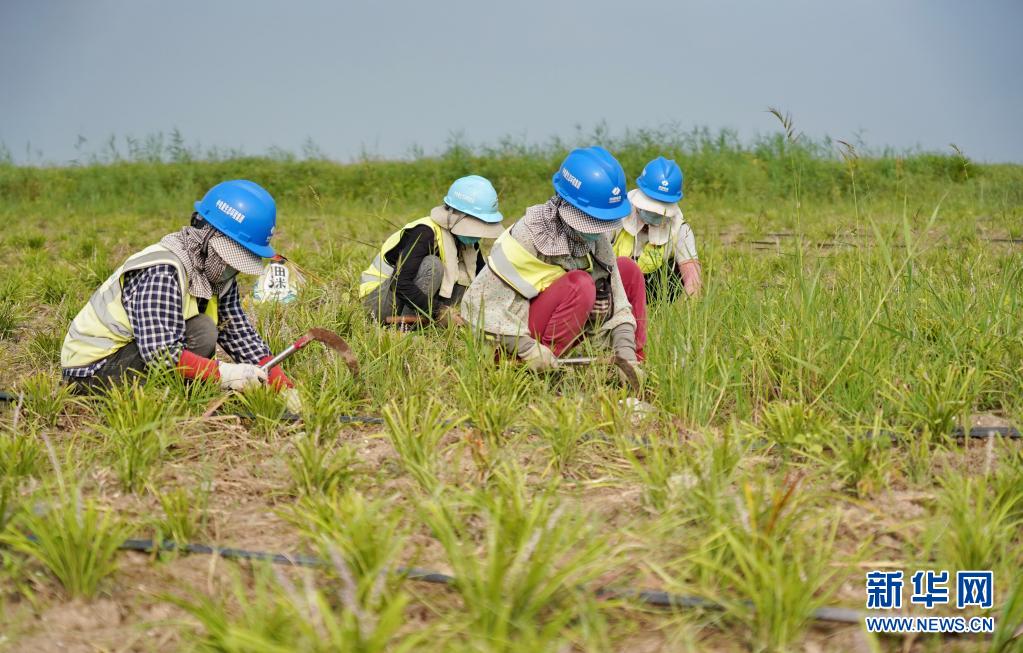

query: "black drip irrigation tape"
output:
238 409 1023 442
2 393 1018 441
116 537 867 625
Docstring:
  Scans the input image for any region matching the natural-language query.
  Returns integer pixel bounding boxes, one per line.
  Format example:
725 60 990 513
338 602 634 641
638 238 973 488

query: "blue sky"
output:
2 0 1021 164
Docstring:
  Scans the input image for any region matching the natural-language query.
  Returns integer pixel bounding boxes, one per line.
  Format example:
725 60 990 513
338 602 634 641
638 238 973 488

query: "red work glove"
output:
178 350 220 380
257 355 294 390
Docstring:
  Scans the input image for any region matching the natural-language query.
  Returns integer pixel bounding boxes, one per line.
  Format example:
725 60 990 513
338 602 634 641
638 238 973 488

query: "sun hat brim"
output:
209 234 267 275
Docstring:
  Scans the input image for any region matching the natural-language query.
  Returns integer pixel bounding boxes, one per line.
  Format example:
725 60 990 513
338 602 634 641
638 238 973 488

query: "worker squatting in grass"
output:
59 179 302 412
358 174 504 328
462 146 646 384
58 146 701 398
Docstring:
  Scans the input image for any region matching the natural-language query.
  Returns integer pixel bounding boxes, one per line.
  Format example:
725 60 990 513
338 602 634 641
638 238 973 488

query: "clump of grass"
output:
419 468 608 651
0 298 22 340
990 571 1023 653
0 423 44 531
682 473 848 652
617 428 690 512
457 359 532 444
0 486 129 598
143 364 221 415
382 396 460 493
886 363 978 436
930 470 1023 578
284 489 406 595
527 397 606 476
168 562 416 653
756 401 837 457
825 422 893 497
231 384 289 437
153 485 208 547
16 372 76 428
95 381 178 492
286 431 362 497
293 370 362 436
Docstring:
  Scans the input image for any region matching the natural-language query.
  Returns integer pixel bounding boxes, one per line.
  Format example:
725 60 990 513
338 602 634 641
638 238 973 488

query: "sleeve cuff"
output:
257 355 294 390
178 350 220 380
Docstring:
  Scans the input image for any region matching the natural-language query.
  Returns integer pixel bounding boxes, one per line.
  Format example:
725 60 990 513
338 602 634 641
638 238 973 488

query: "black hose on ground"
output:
232 409 1023 440
117 537 866 624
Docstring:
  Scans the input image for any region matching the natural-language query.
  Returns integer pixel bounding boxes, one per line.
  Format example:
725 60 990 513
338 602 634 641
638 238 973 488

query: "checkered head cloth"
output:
523 195 621 257
160 224 264 299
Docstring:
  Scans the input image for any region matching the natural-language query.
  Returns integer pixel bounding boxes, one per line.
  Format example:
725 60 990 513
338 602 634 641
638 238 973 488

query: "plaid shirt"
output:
63 264 271 378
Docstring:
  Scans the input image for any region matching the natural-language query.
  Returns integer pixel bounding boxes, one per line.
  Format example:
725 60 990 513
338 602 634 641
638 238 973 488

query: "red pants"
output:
528 257 647 359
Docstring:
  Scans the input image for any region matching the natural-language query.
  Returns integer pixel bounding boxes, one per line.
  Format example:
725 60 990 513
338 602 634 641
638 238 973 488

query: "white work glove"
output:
218 362 267 391
519 343 560 371
282 388 303 414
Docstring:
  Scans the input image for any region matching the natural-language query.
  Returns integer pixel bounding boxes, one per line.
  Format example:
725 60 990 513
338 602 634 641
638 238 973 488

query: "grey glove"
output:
610 323 638 362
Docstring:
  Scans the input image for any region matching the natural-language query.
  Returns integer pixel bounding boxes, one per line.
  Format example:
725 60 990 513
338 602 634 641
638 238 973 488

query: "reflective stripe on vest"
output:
486 229 573 299
61 244 220 369
358 217 448 297
613 230 668 275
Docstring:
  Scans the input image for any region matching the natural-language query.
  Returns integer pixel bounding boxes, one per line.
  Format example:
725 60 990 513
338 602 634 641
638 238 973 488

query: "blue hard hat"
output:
636 156 683 203
444 175 503 223
552 146 631 221
194 180 277 258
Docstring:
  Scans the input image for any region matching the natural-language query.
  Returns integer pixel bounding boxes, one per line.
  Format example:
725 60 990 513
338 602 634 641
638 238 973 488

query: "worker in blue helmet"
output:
611 156 702 300
61 180 299 409
461 147 646 385
359 175 504 327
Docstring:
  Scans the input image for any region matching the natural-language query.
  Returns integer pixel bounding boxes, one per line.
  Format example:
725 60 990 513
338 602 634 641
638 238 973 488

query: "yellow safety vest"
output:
61 244 220 368
487 229 592 299
358 217 451 298
613 230 667 275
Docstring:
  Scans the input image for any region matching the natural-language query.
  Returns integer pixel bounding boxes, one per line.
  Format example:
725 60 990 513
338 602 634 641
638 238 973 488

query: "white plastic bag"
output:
253 255 304 304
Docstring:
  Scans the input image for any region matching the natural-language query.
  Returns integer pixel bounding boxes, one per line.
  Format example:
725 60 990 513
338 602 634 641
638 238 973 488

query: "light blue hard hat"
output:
194 180 277 258
551 146 631 221
443 175 503 223
637 156 683 203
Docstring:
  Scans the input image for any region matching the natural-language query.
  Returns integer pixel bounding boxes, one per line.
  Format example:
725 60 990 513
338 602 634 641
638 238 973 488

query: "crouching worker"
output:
360 175 504 327
612 157 702 300
61 180 299 407
461 147 646 382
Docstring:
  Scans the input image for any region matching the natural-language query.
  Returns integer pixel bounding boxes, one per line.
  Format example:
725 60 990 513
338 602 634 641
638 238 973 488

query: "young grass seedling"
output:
286 430 362 498
95 381 178 492
382 396 460 494
418 468 609 652
0 486 129 599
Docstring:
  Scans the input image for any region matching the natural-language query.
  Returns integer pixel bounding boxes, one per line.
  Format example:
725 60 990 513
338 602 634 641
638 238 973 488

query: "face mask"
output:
577 231 602 242
218 267 238 283
456 235 481 245
638 208 666 225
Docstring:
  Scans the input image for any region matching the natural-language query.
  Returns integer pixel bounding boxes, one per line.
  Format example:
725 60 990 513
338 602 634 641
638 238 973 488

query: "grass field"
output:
2 131 1023 652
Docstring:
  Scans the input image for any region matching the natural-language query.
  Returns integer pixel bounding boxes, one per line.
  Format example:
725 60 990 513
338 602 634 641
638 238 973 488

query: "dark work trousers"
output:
67 314 218 392
363 255 455 323
644 262 687 303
